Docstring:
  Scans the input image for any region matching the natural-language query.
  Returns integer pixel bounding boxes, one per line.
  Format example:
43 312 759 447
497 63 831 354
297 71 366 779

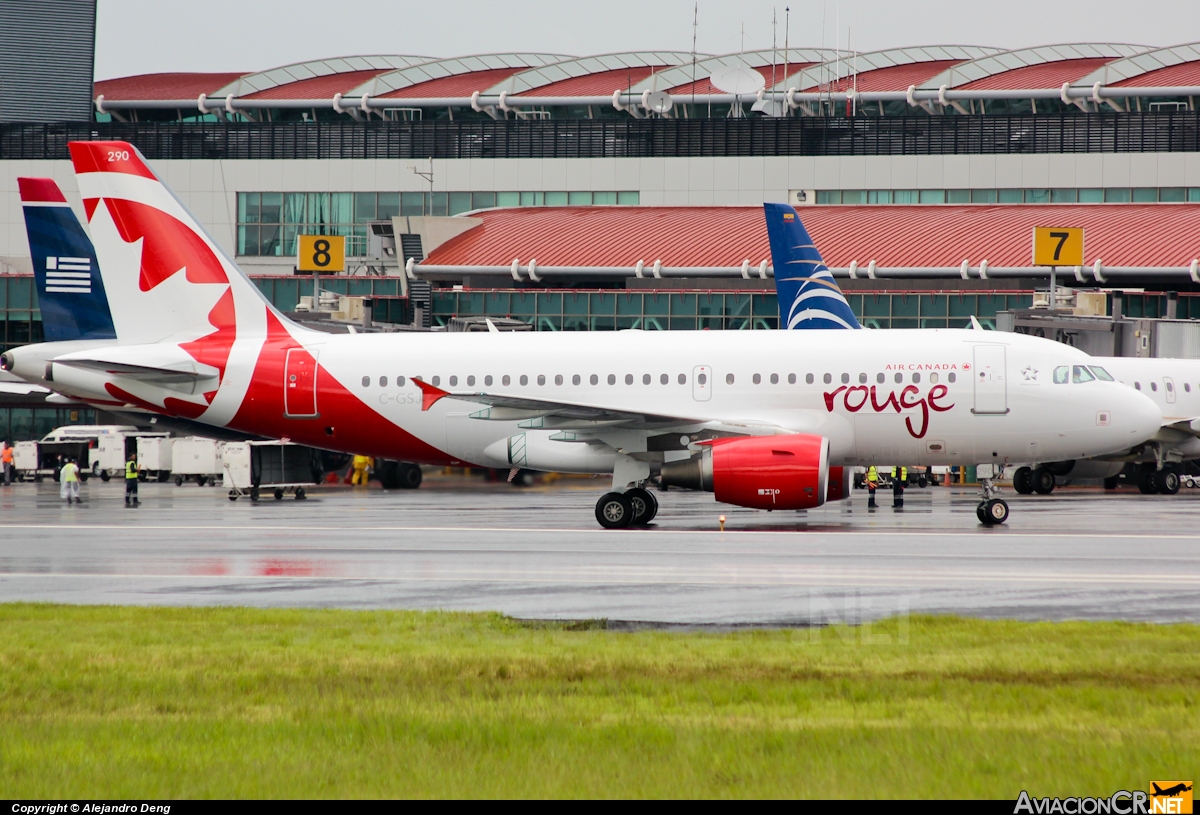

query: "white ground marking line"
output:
3 524 1200 540
1 569 1198 586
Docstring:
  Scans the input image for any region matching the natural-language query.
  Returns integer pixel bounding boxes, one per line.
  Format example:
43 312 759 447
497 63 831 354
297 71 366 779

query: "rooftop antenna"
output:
820 0 828 103
783 6 790 102
771 8 778 102
691 2 698 110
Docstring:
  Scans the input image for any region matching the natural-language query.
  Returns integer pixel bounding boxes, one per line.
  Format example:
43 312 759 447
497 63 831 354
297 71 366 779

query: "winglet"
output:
485 317 500 334
412 377 450 411
970 315 984 330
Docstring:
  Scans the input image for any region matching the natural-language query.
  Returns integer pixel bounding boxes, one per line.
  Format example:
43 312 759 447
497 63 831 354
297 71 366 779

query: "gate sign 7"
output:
1032 227 1084 267
297 235 346 272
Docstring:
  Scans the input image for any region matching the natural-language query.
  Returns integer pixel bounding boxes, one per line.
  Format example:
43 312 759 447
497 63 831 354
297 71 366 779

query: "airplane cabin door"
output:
971 345 1009 415
1164 377 1177 404
692 365 712 401
284 348 319 417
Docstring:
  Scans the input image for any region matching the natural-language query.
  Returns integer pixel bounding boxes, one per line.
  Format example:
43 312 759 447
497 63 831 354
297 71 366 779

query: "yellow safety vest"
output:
125 460 138 479
892 466 907 480
866 466 878 484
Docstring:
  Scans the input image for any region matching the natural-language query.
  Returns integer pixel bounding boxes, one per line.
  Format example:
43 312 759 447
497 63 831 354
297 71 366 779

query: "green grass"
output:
0 604 1196 798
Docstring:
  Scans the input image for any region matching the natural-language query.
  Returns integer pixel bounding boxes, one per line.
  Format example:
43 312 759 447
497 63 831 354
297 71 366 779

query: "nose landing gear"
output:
976 471 1010 526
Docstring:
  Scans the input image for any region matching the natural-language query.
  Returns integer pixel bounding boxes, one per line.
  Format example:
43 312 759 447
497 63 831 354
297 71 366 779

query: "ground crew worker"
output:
866 465 879 509
125 452 140 506
892 465 907 509
1 441 12 486
60 457 81 504
351 455 372 486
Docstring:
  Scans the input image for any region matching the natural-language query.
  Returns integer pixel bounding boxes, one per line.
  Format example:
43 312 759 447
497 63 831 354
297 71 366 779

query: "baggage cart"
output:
136 436 174 482
222 440 323 501
171 437 223 486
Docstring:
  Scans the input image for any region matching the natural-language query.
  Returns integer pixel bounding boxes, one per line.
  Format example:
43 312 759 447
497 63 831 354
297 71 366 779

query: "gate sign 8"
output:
297 235 346 272
1032 227 1084 267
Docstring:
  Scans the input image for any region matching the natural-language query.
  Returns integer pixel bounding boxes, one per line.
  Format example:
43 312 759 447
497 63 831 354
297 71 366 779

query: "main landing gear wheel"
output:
1032 467 1055 495
1012 467 1034 495
1138 469 1159 495
625 487 658 525
1159 469 1181 495
977 499 1010 525
595 492 635 529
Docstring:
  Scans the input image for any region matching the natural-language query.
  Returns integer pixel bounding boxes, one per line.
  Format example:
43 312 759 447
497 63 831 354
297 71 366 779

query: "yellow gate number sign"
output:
1032 227 1084 267
297 235 346 272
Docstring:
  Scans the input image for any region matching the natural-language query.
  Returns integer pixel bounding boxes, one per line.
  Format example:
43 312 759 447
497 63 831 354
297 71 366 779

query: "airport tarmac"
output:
1 476 1198 625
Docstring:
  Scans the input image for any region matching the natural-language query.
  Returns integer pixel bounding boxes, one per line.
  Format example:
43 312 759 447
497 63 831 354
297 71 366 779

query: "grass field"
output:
0 604 1196 798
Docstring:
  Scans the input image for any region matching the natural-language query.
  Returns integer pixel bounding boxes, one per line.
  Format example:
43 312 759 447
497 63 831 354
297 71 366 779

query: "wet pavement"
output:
1 475 1198 624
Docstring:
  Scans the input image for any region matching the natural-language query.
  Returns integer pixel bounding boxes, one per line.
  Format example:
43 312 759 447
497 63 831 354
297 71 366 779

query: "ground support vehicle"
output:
223 441 324 502
171 437 223 486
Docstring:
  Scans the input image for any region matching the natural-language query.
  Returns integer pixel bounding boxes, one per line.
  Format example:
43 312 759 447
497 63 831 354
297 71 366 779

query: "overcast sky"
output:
95 0 1197 79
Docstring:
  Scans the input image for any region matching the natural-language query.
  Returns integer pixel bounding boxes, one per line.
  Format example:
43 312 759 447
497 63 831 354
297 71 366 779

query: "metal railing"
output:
4 113 1199 160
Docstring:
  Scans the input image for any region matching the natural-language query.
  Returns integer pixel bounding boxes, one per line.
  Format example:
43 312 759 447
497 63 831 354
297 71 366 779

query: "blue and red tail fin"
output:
764 202 860 330
18 178 117 342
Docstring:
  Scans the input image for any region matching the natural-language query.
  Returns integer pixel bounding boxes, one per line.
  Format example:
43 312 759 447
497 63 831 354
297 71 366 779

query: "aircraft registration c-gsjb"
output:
0 143 1163 527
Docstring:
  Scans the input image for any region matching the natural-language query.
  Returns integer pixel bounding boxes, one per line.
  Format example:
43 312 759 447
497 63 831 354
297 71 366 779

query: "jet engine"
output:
660 434 849 510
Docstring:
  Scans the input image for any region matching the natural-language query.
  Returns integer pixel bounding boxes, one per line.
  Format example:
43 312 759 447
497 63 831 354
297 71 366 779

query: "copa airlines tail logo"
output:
782 264 860 330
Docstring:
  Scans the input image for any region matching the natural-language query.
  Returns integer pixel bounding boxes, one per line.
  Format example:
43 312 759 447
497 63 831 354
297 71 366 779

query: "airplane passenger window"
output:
770 373 779 385
698 373 707 385
1150 381 1158 391
894 373 903 384
1072 366 1095 384
485 375 493 386
678 373 687 385
788 373 796 384
608 374 616 385
806 374 814 384
841 373 850 384
858 373 867 384
660 374 669 385
537 375 546 385
753 374 761 385
589 374 598 385
1186 383 1192 393
361 376 370 387
642 374 651 385
877 373 885 384
397 376 406 387
913 373 921 384
626 374 634 385
948 372 956 383
1053 366 1070 384
1167 381 1174 392
554 375 563 386
726 373 735 385
1088 366 1114 381
520 375 529 386
502 375 510 386
1135 382 1141 390
571 375 579 385
930 373 939 384
379 376 388 387
449 376 458 387
432 376 441 387
467 375 475 386
823 373 832 384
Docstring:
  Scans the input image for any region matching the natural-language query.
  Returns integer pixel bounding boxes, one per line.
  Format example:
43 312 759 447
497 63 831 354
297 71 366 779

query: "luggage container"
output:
137 436 174 482
90 432 170 481
171 437 223 486
12 439 93 482
222 440 323 501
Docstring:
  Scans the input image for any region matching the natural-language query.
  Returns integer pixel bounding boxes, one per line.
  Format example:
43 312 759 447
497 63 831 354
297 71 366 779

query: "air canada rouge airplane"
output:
767 202 1200 498
1 143 1162 527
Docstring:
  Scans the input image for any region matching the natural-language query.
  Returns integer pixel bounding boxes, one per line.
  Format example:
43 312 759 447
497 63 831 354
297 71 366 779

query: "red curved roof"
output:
382 67 528 99
1113 61 1200 88
961 57 1113 90
94 73 246 101
527 66 669 96
243 69 394 100
803 60 965 93
425 204 1200 268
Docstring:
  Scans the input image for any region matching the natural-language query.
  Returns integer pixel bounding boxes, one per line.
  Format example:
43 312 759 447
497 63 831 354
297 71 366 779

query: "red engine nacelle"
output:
661 434 844 511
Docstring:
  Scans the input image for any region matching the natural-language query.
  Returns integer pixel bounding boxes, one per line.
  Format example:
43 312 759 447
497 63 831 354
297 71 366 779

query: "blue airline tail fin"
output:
764 202 861 330
18 178 116 342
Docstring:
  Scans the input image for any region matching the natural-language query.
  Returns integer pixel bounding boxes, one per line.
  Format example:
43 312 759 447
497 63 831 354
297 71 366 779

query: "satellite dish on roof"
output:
644 90 673 114
709 65 766 95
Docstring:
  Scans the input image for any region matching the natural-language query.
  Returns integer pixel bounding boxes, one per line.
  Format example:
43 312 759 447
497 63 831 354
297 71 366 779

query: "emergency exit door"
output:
972 345 1009 415
692 365 712 401
284 348 319 417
